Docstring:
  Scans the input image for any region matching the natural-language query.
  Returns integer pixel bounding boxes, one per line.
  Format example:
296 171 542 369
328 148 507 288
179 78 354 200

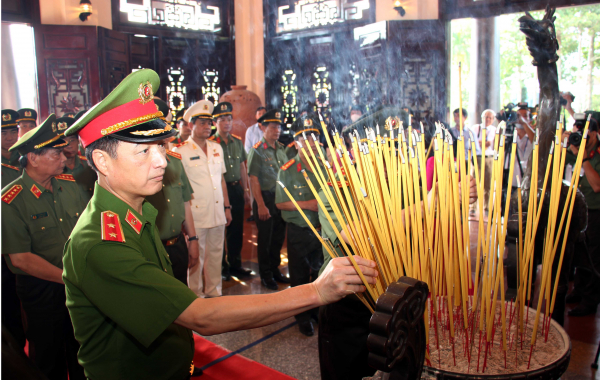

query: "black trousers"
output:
2 257 25 349
318 295 375 380
163 232 189 286
571 209 600 306
287 223 323 322
223 182 245 272
16 275 85 380
253 191 286 280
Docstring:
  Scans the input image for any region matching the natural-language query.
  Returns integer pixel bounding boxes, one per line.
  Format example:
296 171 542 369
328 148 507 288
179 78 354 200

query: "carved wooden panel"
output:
98 27 130 98
34 25 101 119
441 0 599 20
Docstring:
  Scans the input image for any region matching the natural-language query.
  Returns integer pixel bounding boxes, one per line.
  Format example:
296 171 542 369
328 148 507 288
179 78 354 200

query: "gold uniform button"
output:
167 199 170 202
59 218 63 222
76 213 79 216
41 227 45 230
214 187 217 190
216 201 219 203
164 268 167 272
196 205 199 208
299 192 302 196
171 214 174 217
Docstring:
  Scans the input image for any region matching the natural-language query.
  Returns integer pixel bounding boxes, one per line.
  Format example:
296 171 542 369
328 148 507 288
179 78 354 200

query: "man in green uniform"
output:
275 114 324 336
2 114 86 380
60 116 97 204
171 107 191 147
247 109 291 290
211 102 253 281
1 109 21 188
62 69 377 380
0 108 26 351
16 108 37 138
146 98 199 285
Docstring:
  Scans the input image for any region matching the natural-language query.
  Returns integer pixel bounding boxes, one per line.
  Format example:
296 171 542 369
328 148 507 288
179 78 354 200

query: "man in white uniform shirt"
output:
476 109 496 211
506 123 533 189
244 107 266 154
174 100 232 297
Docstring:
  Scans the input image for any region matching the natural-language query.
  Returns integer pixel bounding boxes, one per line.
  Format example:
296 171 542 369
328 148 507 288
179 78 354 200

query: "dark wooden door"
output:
98 27 130 98
34 24 101 119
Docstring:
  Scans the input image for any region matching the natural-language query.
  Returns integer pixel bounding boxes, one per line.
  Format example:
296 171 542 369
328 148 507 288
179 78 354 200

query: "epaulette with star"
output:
232 134 242 140
55 174 76 182
208 136 216 141
280 158 295 171
1 163 19 171
174 141 189 148
287 141 295 148
101 211 125 242
2 184 23 204
253 141 262 149
166 150 182 160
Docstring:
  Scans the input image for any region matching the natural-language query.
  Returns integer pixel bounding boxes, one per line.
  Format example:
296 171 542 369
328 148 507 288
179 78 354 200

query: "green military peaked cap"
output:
65 69 175 148
10 114 67 155
213 102 233 118
291 113 321 138
175 108 187 123
2 109 20 129
154 98 173 123
56 116 75 131
73 110 87 121
258 109 284 125
17 108 37 123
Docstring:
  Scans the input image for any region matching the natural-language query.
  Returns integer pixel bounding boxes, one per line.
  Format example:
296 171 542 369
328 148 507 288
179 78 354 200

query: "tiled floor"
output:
202 210 600 379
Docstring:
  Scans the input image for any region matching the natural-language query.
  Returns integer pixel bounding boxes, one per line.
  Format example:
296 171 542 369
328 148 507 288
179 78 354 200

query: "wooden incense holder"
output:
367 276 429 380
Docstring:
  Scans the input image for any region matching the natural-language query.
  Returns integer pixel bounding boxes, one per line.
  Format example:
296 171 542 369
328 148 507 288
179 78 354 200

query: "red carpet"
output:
192 334 296 380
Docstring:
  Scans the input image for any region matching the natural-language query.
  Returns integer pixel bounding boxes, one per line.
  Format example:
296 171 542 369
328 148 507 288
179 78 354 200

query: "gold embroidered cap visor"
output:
65 69 174 147
9 114 67 156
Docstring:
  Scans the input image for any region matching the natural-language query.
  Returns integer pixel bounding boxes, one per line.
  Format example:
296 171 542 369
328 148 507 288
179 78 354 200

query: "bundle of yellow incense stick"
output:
276 107 590 370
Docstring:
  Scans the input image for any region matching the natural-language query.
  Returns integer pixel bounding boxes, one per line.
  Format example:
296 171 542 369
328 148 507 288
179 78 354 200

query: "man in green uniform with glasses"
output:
210 102 253 281
62 69 378 380
275 114 325 336
2 114 86 380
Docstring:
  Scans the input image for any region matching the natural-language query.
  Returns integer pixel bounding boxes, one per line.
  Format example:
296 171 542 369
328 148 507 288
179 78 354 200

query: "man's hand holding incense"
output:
312 256 378 305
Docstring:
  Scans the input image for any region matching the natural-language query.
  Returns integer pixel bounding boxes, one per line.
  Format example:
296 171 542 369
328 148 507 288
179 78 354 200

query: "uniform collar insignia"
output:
125 209 143 234
30 184 42 199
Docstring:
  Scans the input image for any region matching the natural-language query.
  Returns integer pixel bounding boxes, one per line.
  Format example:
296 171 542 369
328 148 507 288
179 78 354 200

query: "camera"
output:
568 131 583 147
496 103 519 137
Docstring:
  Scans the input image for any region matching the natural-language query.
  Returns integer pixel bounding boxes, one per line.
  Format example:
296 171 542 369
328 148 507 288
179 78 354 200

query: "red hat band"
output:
78 99 162 148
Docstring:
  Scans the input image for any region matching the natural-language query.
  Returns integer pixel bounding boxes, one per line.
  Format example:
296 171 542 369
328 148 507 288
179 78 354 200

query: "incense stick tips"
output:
277 181 286 189
360 187 367 197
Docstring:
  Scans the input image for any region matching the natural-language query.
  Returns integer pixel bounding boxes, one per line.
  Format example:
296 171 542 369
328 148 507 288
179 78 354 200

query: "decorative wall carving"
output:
312 64 331 119
166 67 187 115
202 68 220 105
119 0 221 32
281 69 298 127
46 59 90 116
399 56 435 120
277 0 370 33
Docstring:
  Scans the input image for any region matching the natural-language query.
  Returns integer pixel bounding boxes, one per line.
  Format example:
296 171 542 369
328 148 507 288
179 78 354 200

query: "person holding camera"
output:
563 111 600 316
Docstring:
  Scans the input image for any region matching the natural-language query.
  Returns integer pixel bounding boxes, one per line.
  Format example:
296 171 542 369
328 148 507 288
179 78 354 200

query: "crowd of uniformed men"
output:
0 68 363 379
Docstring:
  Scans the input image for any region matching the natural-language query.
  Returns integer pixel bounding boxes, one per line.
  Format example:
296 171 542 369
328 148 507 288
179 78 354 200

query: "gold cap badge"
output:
2 113 10 121
138 81 153 105
275 112 281 118
57 122 68 131
24 110 32 117
304 118 313 127
221 104 227 110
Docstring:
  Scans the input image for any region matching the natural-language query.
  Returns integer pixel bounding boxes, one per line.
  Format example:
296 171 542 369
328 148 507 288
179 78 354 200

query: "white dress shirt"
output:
174 139 227 228
245 123 263 154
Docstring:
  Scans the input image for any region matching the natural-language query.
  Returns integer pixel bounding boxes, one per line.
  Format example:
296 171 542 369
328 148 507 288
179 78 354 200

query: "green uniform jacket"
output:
63 183 198 380
1 151 22 189
2 170 86 275
247 138 288 192
566 144 600 210
317 181 348 276
210 132 247 183
63 155 96 204
275 154 323 228
146 151 193 240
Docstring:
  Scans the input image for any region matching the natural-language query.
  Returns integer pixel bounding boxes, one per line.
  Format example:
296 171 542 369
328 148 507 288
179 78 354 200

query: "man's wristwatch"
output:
188 236 199 241
224 206 232 210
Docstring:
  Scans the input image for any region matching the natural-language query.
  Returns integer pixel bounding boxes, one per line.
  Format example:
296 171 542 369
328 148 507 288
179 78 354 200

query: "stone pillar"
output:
470 17 500 125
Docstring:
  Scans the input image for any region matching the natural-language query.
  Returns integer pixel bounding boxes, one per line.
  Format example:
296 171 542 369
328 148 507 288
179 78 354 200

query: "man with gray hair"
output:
476 109 497 211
